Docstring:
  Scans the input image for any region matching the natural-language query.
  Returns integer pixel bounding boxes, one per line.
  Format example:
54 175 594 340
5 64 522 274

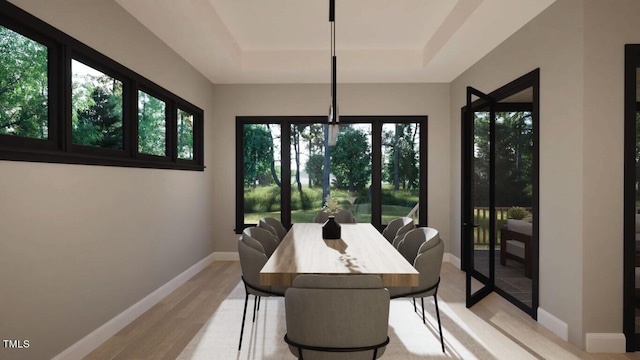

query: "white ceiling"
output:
114 0 556 84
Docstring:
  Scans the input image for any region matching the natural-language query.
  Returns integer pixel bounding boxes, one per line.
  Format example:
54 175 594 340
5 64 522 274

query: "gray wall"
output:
1 1 216 359
450 0 640 347
581 0 640 340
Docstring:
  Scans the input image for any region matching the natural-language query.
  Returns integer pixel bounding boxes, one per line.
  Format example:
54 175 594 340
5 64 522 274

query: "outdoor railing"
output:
473 207 532 246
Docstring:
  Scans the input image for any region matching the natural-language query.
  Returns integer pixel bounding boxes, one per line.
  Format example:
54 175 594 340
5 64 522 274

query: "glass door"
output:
463 86 495 307
462 70 539 316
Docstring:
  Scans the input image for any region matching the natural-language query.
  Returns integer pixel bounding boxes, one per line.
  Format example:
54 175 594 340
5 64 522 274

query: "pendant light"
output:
328 0 339 146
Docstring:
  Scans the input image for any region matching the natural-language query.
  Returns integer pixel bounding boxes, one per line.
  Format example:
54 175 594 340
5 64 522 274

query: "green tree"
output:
291 124 305 192
301 124 324 187
138 91 166 156
74 79 123 149
244 124 274 188
0 26 48 139
331 127 371 191
306 153 324 188
265 124 281 187
473 111 533 207
177 109 194 159
383 123 419 190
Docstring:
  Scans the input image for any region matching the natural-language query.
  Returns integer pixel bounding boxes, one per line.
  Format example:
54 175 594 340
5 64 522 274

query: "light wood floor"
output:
85 261 638 359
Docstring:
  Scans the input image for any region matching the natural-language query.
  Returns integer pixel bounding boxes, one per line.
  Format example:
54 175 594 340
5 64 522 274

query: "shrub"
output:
507 206 530 220
244 185 281 213
380 187 419 206
291 187 323 211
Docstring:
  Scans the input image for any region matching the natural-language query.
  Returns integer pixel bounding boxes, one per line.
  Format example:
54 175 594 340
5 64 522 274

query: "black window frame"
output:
135 85 172 162
0 12 60 152
0 1 204 171
235 115 428 233
175 104 203 166
69 52 130 158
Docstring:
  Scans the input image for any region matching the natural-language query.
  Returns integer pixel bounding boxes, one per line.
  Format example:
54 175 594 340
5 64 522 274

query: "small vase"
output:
322 216 341 239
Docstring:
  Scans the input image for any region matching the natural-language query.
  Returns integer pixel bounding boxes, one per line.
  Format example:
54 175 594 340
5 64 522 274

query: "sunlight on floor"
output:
175 269 615 360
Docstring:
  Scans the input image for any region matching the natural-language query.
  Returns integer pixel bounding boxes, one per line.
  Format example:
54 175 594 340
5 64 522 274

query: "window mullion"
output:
419 118 428 226
62 45 73 152
281 120 292 228
371 120 382 230
126 79 136 159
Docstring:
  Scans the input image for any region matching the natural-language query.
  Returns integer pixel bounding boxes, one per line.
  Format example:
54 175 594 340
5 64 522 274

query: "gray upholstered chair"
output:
396 227 438 265
389 229 445 353
391 231 407 249
284 275 390 359
313 209 357 224
257 220 278 240
237 236 285 350
259 216 288 242
242 226 279 257
382 217 415 243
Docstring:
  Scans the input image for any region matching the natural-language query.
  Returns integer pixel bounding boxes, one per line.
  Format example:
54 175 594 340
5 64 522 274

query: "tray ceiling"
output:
115 0 555 84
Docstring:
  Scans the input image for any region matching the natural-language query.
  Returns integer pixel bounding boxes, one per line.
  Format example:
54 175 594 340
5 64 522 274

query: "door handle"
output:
463 223 479 228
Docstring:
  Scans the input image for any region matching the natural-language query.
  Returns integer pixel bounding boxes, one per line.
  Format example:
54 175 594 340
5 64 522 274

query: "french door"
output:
463 87 496 307
461 69 540 316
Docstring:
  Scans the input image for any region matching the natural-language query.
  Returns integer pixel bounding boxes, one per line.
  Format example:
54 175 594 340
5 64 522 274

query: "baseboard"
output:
213 251 239 261
585 333 626 353
444 253 461 269
537 307 569 341
52 252 217 360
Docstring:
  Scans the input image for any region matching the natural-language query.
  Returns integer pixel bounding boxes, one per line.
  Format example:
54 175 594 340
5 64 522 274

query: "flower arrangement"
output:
323 196 341 214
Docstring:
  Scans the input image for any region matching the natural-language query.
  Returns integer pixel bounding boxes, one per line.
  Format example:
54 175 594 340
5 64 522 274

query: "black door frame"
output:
461 69 540 317
623 44 640 351
463 86 496 308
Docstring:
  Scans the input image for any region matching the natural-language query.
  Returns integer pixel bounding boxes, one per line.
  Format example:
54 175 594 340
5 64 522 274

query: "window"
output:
236 116 427 233
381 122 421 224
72 59 123 150
0 24 49 140
138 90 167 157
177 108 194 160
243 123 282 224
0 2 204 170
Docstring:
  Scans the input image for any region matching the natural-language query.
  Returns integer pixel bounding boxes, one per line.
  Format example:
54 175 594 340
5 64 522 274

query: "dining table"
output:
259 222 419 287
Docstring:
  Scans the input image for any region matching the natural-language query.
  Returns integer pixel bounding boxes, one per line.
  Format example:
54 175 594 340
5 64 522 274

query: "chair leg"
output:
257 295 261 311
252 295 259 322
434 294 444 353
238 291 249 350
421 297 426 324
413 298 416 313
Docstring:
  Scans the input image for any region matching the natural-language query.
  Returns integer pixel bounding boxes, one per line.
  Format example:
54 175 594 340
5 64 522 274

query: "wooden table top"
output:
259 223 419 287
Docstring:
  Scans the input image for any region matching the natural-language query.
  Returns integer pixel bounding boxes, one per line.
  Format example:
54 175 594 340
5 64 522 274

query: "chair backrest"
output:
257 219 278 239
396 218 416 240
285 275 389 360
382 217 414 243
334 209 356 223
238 238 269 291
391 231 407 249
260 217 288 241
242 227 279 257
313 209 357 224
382 218 402 242
397 227 438 265
413 232 444 296
313 210 329 223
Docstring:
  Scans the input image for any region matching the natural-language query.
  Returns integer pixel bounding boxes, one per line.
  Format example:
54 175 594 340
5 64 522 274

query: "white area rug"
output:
177 281 480 360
